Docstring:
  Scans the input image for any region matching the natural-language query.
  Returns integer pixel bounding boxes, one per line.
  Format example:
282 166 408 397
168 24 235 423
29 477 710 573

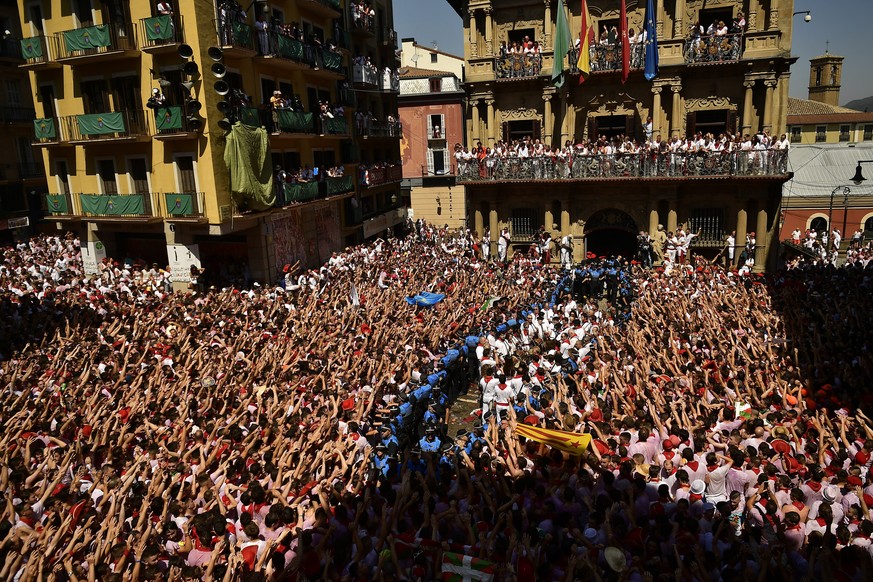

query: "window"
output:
588 114 632 139
73 0 93 27
6 80 20 106
693 109 734 136
176 156 196 192
864 125 873 141
865 217 873 232
790 126 802 143
511 208 538 239
428 114 444 139
815 125 826 143
429 78 441 93
16 137 35 168
503 119 540 143
80 79 109 114
55 160 70 195
430 53 438 64
815 66 822 87
427 148 447 175
839 124 851 142
98 159 118 195
689 208 724 246
810 216 828 233
699 8 734 34
507 28 536 47
128 158 149 194
28 4 44 35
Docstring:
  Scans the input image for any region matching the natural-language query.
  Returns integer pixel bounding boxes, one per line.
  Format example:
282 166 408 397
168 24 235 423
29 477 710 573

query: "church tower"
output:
808 53 844 106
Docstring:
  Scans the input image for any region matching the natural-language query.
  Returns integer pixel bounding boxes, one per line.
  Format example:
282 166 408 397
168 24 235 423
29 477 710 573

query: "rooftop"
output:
399 66 458 79
786 98 873 124
784 143 873 199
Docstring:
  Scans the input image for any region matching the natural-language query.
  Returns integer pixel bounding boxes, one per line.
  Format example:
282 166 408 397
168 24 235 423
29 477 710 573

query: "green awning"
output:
63 25 111 52
34 118 56 140
165 193 194 215
278 35 304 61
46 194 68 214
155 107 182 130
77 112 125 136
80 194 145 215
20 36 44 59
144 16 174 41
277 110 314 133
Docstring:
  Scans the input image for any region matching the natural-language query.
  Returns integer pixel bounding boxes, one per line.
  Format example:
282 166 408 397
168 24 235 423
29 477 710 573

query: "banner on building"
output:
34 118 56 140
155 107 182 131
20 37 43 59
165 193 194 216
144 16 174 41
63 25 111 52
167 243 202 282
46 194 68 214
77 112 125 136
80 194 145 216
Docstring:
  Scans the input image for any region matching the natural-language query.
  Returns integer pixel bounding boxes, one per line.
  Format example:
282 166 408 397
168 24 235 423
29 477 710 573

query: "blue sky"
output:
394 0 873 106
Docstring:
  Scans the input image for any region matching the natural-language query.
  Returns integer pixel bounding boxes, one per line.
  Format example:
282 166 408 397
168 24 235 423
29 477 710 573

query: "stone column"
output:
484 8 493 57
489 208 499 258
649 210 659 238
763 79 777 133
735 209 747 267
741 80 755 135
673 0 686 39
474 209 484 238
775 72 790 137
748 0 760 32
544 210 554 234
559 90 569 143
466 101 474 147
471 99 481 145
543 93 553 145
670 82 682 138
667 209 677 234
651 85 663 139
754 209 768 272
543 0 552 49
768 5 779 30
486 98 495 144
656 0 665 38
469 9 478 58
561 209 570 237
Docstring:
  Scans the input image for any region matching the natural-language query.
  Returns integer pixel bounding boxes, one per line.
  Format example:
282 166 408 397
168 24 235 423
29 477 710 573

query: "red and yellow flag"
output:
577 0 591 83
515 424 592 455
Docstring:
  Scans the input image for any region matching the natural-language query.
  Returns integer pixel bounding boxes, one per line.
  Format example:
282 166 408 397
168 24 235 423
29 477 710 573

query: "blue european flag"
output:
644 0 659 81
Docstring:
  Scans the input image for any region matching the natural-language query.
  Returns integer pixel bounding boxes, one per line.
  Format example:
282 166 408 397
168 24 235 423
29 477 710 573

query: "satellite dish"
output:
211 63 226 78
214 80 230 95
178 44 194 60
207 46 224 61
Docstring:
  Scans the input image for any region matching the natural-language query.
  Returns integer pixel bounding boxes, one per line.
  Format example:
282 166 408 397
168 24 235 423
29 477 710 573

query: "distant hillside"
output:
844 95 873 112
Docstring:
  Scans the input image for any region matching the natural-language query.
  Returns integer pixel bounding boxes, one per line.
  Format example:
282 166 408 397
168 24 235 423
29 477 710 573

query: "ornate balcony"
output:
568 42 646 75
60 110 152 143
456 150 789 183
19 35 62 69
55 24 139 64
350 10 375 36
684 33 742 65
140 14 185 53
214 19 257 57
495 53 542 80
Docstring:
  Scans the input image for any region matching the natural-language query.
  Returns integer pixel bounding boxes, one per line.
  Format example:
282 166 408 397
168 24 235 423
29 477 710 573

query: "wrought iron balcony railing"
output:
456 150 789 182
140 14 184 48
495 53 543 79
360 165 403 188
568 42 646 74
59 110 151 142
358 121 402 138
56 24 137 59
163 192 204 217
20 35 60 66
684 33 742 65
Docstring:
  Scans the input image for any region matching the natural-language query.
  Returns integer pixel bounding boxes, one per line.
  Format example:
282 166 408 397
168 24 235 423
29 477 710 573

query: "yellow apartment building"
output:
447 0 796 269
20 0 402 286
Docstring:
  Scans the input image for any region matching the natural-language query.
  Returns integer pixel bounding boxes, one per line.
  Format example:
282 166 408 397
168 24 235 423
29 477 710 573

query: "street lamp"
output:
793 11 812 22
851 160 873 184
827 186 850 239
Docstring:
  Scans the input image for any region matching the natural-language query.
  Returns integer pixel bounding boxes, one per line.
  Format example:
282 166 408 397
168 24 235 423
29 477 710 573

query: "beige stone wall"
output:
410 185 467 230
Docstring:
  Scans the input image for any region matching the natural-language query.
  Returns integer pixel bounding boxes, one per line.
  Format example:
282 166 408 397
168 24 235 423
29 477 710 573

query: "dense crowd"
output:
454 131 789 180
0 223 871 581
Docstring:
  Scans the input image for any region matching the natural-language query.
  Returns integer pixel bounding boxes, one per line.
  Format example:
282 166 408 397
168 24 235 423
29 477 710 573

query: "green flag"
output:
46 194 68 214
77 112 125 136
34 118 56 140
232 21 251 47
239 107 261 127
326 176 354 196
155 107 182 130
144 16 174 41
63 25 111 52
277 111 314 133
81 194 144 215
551 0 572 88
165 193 193 215
322 49 343 72
20 37 44 59
278 35 304 61
322 117 347 135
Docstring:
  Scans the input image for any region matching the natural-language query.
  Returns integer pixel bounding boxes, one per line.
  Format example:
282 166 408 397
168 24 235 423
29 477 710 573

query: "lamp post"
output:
828 186 850 240
793 11 812 23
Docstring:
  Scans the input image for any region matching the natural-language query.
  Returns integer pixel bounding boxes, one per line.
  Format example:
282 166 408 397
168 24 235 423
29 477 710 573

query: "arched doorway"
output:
584 208 638 259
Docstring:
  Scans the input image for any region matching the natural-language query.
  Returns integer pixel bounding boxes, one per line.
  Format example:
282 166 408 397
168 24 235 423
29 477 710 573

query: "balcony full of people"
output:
455 130 790 182
684 13 745 64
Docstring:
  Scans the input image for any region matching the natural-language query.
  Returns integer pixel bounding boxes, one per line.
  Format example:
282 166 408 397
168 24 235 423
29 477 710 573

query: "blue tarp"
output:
405 292 446 307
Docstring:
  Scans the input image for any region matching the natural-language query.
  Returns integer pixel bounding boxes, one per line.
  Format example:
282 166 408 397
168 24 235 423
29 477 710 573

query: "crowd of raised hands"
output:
0 222 871 581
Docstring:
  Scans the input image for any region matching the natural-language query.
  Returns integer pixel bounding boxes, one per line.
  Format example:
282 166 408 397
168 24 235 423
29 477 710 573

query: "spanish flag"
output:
515 424 592 455
576 0 592 83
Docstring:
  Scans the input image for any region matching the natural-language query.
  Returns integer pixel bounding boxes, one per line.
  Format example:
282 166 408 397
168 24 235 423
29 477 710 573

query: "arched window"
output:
810 216 828 233
864 216 873 232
